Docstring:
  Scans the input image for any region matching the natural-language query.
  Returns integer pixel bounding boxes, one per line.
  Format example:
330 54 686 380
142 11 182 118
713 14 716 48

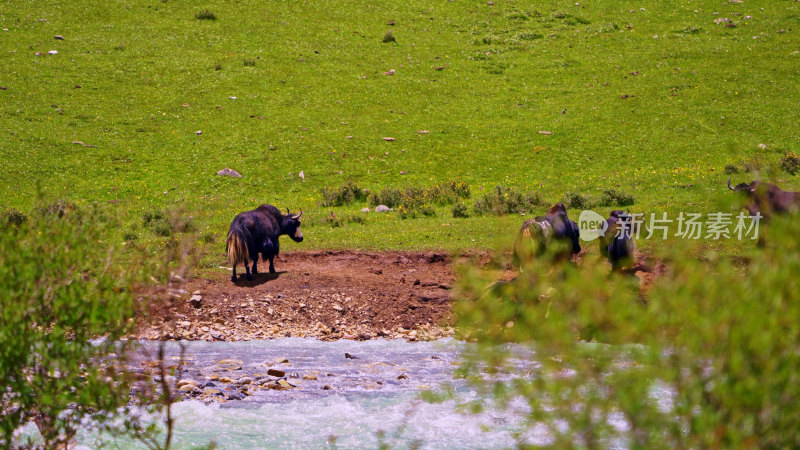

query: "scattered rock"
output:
302 374 318 380
397 374 408 379
71 140 97 148
322 385 333 390
48 50 58 55
332 304 343 312
217 168 242 178
417 130 430 134
382 69 395 76
361 207 370 213
189 294 203 308
275 357 290 364
267 368 286 377
758 143 768 150
537 130 552 135
236 377 253 385
375 205 390 213
223 388 245 400
344 353 359 359
54 35 64 40
277 379 294 389
215 359 243 371
195 130 202 135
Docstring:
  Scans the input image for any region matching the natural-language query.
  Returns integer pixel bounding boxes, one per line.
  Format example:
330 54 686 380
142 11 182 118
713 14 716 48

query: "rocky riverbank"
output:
137 251 464 342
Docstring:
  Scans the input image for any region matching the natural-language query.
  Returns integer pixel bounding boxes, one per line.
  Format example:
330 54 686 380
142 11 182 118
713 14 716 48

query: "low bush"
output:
724 164 740 174
597 189 634 207
473 186 548 216
2 208 27 227
320 182 369 207
452 203 469 218
780 151 800 175
561 191 592 209
320 212 366 228
195 9 217 20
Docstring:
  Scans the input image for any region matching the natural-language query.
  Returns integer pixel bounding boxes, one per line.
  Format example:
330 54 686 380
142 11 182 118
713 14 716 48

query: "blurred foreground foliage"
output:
455 215 800 448
0 201 199 448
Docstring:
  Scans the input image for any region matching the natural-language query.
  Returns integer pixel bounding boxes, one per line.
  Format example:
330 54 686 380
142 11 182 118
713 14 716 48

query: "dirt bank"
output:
138 251 465 341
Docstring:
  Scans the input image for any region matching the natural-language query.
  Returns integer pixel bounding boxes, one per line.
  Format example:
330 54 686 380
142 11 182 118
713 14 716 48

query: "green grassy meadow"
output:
1 0 799 260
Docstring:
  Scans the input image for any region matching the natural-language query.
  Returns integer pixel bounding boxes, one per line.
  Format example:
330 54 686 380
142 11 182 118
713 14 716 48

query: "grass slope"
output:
1 0 799 258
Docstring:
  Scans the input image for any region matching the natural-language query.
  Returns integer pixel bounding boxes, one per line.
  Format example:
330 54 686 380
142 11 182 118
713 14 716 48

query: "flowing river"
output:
18 338 662 448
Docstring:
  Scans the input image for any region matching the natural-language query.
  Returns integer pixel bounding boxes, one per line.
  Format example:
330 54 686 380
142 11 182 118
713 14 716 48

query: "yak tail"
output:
226 226 249 267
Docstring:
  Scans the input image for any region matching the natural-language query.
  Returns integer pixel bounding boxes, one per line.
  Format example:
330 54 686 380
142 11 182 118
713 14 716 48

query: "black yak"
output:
727 177 799 217
599 210 635 271
226 204 303 282
513 203 581 267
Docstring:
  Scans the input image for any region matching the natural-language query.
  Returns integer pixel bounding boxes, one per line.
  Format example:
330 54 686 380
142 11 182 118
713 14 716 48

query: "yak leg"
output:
251 259 258 275
231 264 237 282
244 263 252 281
268 254 276 273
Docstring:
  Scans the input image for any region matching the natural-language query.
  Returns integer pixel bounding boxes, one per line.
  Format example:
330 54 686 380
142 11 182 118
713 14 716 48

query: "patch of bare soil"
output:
138 251 460 341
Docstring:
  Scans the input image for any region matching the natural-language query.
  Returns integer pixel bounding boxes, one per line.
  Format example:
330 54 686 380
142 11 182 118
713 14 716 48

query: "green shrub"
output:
382 31 396 43
195 9 216 20
368 187 404 208
243 58 256 67
454 215 800 448
473 186 548 216
321 212 366 228
0 201 192 448
2 208 27 227
452 203 469 218
724 164 740 174
561 191 592 209
597 189 634 207
780 151 800 175
320 182 368 207
142 207 195 237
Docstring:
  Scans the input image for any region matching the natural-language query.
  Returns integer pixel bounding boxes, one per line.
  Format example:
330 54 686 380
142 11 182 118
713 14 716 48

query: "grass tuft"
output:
196 9 216 20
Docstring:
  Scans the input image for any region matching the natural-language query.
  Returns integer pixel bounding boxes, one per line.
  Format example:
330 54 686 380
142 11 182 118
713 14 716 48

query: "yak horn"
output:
727 177 734 191
286 207 290 215
296 209 303 219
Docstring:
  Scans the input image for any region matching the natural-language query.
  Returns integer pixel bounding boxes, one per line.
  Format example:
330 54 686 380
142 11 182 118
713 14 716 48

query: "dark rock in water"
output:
322 385 333 390
267 368 286 377
344 353 359 359
217 168 242 178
